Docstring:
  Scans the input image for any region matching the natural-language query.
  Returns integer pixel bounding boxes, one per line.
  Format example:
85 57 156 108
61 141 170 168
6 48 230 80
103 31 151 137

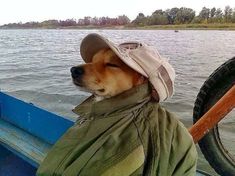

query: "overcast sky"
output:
1 0 235 25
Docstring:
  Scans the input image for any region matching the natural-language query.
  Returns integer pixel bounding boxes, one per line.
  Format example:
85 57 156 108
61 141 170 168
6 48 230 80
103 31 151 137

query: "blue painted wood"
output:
0 145 11 161
0 146 36 176
0 118 51 167
0 91 75 168
0 92 74 145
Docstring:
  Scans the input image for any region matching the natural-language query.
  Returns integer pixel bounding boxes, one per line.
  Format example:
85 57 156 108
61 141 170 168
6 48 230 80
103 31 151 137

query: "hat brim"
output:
80 33 147 77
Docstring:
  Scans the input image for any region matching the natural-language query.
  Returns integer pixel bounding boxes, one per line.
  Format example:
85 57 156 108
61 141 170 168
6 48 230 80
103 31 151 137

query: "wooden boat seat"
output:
0 118 51 167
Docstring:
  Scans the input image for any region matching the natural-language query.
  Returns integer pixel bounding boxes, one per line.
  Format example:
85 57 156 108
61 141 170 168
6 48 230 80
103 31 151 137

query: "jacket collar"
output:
72 83 151 119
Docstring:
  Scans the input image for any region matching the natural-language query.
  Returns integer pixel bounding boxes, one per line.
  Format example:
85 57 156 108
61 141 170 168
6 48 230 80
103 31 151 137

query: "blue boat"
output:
0 91 210 176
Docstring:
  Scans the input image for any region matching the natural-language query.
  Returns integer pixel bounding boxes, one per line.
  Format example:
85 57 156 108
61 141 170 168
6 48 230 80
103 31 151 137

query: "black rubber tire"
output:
193 57 235 176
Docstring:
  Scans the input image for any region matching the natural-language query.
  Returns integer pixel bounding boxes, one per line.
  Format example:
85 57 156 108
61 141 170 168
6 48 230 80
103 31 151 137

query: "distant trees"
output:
224 6 233 22
207 8 222 23
197 6 235 23
1 15 131 29
166 8 180 24
132 13 147 26
214 8 223 22
174 7 195 24
198 7 210 22
117 15 131 25
132 7 195 25
232 11 235 23
149 10 169 25
132 6 235 26
1 5 235 29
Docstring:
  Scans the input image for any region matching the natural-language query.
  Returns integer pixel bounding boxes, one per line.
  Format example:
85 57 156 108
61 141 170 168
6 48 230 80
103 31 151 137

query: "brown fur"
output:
72 48 146 98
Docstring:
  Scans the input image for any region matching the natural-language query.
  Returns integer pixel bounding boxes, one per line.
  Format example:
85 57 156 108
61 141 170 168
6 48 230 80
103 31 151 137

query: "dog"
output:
37 34 197 176
71 48 146 100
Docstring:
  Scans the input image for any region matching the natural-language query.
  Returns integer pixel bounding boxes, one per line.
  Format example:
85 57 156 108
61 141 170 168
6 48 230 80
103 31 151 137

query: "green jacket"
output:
37 83 197 176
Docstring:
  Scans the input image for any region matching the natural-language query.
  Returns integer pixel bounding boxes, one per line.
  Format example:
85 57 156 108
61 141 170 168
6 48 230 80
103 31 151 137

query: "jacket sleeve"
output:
170 121 198 176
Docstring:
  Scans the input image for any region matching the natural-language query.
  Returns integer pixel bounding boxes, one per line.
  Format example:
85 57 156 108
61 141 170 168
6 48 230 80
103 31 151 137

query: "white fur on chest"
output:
94 96 105 102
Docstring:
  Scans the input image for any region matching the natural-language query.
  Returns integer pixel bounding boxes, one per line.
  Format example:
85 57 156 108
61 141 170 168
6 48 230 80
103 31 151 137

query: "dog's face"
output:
71 48 145 98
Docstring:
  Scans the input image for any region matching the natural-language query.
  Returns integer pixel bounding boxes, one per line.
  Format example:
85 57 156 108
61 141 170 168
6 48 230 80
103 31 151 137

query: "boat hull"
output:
0 92 211 176
0 145 36 176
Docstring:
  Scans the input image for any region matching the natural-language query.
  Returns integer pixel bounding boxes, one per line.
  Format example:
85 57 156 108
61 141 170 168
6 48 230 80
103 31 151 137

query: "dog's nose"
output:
70 66 84 78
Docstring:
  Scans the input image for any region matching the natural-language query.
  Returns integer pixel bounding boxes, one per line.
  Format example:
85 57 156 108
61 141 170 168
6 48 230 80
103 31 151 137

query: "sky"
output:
1 0 235 25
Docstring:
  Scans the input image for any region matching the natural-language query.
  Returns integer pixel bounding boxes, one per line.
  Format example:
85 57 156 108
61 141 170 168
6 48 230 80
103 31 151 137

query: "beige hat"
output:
80 33 175 101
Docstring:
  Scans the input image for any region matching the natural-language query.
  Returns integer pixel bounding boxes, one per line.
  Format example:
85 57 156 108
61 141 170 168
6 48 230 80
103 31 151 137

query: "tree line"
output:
132 6 235 26
1 6 235 28
1 15 130 28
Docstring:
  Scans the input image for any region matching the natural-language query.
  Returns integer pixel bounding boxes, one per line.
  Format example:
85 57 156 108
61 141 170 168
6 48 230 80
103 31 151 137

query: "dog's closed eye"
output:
106 63 119 68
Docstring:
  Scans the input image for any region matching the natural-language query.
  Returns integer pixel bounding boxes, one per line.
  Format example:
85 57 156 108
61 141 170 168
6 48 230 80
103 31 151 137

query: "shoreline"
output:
131 23 235 30
1 24 235 30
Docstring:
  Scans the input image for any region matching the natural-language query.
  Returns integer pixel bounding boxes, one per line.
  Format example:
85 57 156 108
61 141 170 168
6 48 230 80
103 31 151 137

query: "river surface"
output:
0 29 235 175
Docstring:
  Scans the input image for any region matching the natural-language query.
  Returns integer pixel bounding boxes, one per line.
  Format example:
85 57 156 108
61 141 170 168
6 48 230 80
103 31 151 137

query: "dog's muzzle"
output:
70 66 84 79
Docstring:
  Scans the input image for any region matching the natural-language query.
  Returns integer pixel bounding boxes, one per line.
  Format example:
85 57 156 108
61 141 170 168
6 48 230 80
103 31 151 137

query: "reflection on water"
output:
1 29 235 175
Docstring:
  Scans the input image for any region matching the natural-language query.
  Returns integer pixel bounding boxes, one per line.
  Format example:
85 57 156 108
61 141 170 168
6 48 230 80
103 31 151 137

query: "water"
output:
0 29 235 175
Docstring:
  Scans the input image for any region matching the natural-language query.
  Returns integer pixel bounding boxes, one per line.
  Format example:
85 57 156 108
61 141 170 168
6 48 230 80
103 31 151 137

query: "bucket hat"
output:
80 33 175 101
